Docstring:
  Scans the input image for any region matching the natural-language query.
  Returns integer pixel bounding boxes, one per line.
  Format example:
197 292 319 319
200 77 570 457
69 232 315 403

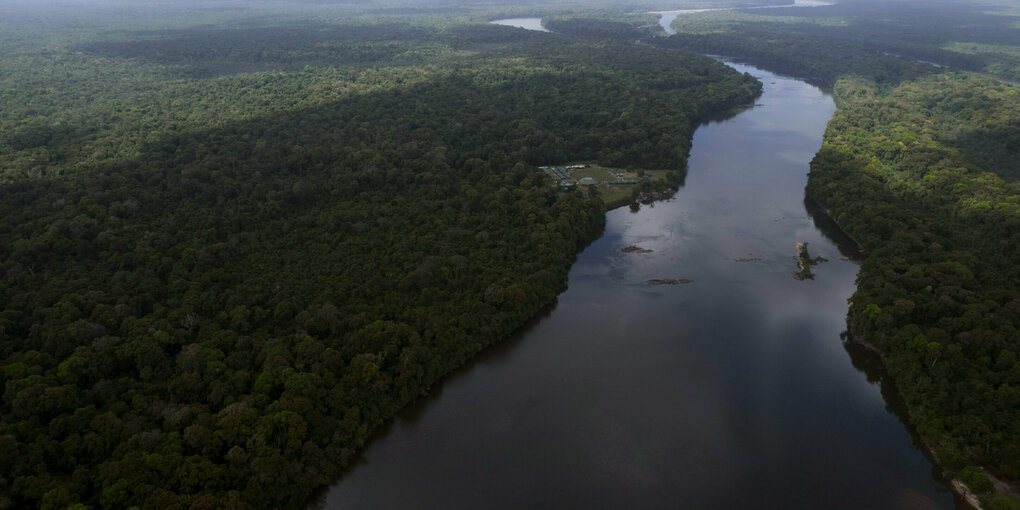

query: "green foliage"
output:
961 465 994 494
989 493 1020 510
0 6 760 509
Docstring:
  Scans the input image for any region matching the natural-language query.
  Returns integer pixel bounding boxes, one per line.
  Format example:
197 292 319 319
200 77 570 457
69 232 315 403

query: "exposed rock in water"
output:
950 478 986 510
647 278 693 285
622 245 654 254
794 242 828 280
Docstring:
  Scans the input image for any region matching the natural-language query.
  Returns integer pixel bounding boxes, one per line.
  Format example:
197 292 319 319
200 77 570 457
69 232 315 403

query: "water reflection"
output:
803 196 862 259
842 336 962 506
696 104 754 126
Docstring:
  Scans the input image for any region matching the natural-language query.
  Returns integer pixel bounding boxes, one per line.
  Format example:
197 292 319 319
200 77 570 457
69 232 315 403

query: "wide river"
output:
316 21 959 510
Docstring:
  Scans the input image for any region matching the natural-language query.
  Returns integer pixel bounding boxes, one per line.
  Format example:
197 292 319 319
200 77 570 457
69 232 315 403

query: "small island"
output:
794 242 828 280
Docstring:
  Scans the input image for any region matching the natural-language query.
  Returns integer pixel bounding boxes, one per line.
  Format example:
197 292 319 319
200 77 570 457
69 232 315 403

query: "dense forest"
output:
0 5 761 509
543 12 660 40
660 1 1020 507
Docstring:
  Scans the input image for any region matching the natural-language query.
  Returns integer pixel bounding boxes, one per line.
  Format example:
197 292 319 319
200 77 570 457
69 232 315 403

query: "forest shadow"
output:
771 0 1019 44
947 125 1020 179
803 195 863 260
76 22 438 77
75 21 544 78
0 35 750 312
752 0 1019 76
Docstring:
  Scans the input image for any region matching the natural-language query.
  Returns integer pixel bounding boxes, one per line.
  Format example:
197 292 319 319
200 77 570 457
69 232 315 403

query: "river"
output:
654 1 834 35
489 17 550 32
314 20 959 510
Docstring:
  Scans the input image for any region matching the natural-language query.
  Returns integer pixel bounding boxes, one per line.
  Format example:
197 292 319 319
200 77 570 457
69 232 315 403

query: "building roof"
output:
579 177 598 185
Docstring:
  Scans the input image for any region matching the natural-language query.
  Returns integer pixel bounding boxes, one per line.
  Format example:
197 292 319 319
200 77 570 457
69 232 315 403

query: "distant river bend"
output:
652 0 834 35
314 16 959 510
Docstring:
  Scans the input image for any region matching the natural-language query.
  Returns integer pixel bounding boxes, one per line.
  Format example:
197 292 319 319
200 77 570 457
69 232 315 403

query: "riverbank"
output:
847 329 987 510
811 122 1006 510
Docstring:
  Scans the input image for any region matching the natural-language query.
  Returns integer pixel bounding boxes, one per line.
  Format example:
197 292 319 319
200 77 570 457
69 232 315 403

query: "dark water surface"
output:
317 63 956 509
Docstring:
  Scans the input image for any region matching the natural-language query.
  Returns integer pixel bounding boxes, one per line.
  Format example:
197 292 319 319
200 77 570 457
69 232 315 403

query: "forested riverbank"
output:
0 6 761 508
810 71 1020 509
660 2 1020 507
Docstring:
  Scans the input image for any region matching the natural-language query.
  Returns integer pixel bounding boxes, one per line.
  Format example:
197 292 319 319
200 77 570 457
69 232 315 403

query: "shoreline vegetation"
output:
537 163 682 210
0 5 762 508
